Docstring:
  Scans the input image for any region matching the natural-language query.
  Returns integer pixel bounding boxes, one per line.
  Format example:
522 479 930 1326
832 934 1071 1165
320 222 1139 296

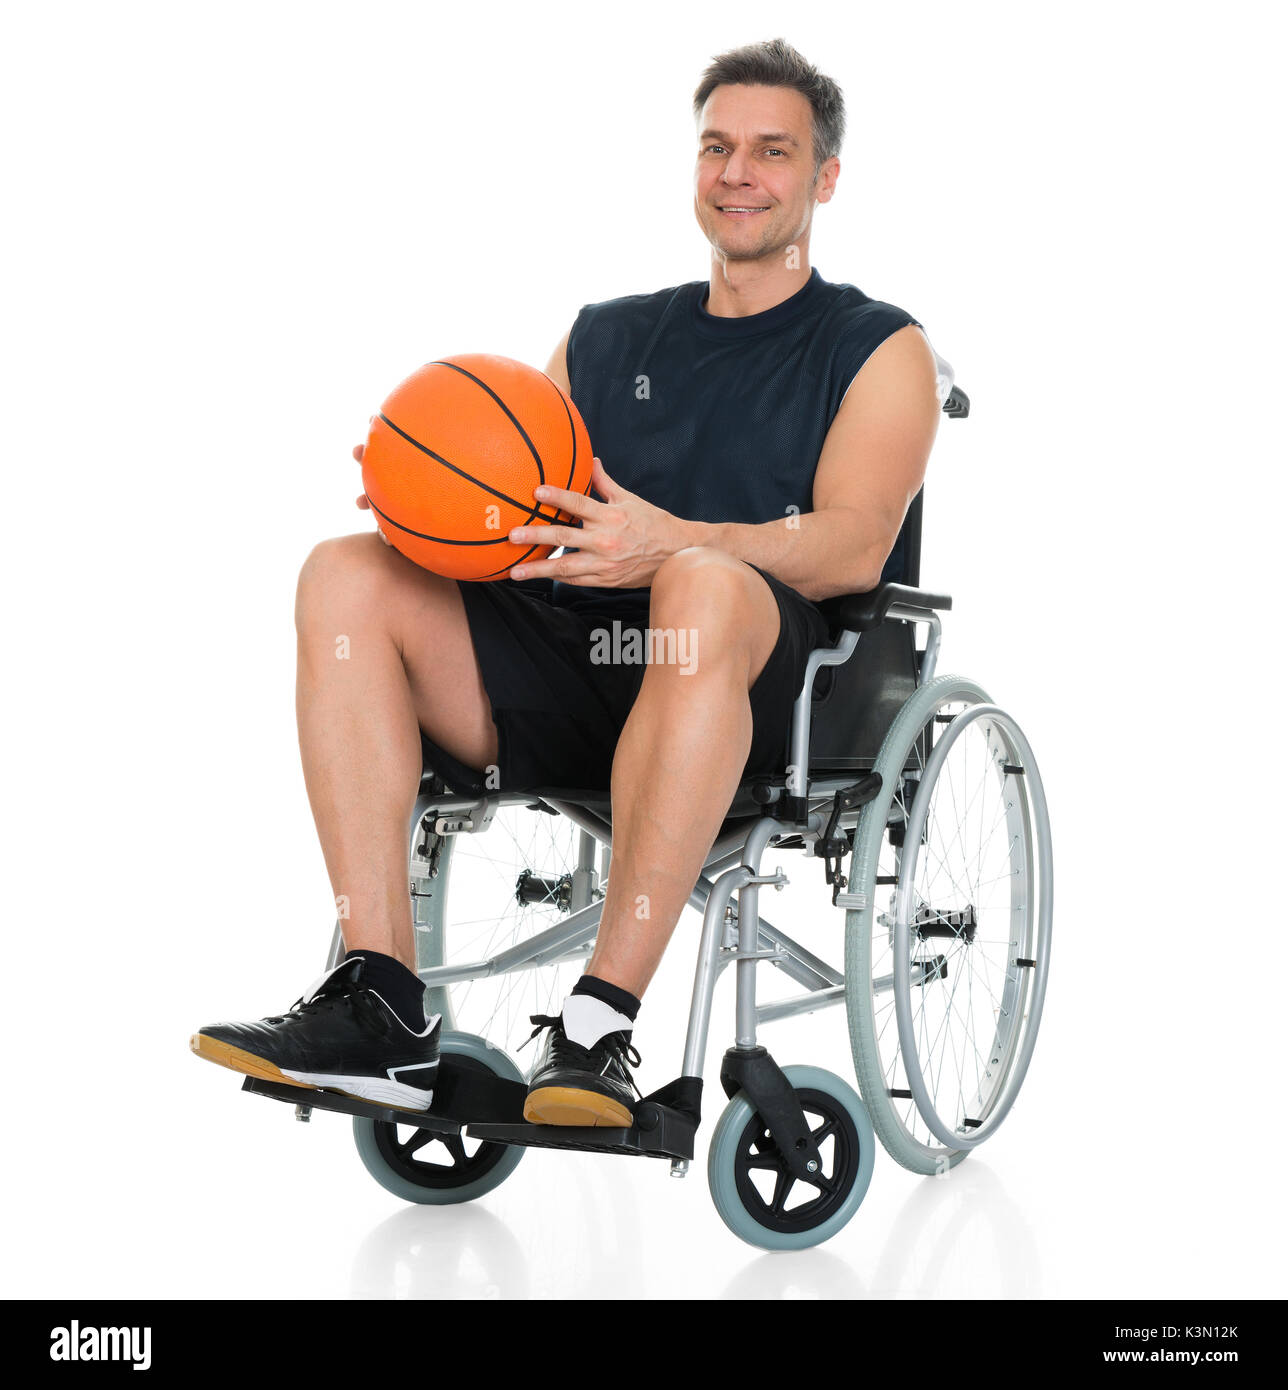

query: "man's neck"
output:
703 254 813 318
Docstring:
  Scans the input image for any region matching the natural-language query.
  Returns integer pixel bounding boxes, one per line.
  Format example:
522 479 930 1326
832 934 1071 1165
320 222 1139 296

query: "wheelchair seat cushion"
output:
419 563 830 798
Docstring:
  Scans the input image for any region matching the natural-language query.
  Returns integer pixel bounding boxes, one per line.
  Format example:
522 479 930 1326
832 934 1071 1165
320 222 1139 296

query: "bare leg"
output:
293 533 496 972
586 547 781 997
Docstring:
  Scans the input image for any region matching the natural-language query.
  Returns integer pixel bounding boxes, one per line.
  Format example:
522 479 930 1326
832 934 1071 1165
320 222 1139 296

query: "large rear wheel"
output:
407 787 605 1058
845 675 1053 1174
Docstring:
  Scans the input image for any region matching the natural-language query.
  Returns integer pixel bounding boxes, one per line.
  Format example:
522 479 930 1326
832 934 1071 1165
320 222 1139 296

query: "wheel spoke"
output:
400 1129 439 1158
423 804 591 1053
769 1166 795 1214
442 1133 470 1168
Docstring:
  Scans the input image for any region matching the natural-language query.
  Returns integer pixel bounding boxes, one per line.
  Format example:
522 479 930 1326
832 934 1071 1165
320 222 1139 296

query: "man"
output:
190 37 942 1127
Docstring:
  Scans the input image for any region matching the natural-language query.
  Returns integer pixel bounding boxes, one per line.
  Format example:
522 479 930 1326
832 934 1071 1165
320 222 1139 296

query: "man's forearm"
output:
675 508 887 602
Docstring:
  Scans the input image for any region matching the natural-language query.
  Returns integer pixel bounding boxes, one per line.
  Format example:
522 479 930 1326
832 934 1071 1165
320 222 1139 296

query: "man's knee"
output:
295 532 408 631
650 547 768 657
651 546 755 619
649 548 782 688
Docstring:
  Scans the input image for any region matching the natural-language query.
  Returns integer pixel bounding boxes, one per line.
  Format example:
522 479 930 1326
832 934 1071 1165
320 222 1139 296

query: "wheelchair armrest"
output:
823 581 953 632
943 385 970 418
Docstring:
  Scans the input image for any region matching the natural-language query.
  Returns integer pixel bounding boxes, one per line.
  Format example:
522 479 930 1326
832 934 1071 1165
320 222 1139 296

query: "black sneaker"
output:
520 1012 642 1127
190 956 441 1113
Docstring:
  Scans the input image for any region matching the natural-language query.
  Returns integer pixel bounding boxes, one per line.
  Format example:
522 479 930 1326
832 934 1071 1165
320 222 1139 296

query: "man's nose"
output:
721 150 755 185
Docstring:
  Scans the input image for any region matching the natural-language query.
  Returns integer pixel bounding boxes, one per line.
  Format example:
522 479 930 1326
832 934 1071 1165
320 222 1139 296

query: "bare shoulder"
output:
544 326 573 393
843 323 939 409
814 322 942 520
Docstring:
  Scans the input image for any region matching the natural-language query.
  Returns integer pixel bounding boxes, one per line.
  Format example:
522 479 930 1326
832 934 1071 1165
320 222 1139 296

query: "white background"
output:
3 0 1284 1300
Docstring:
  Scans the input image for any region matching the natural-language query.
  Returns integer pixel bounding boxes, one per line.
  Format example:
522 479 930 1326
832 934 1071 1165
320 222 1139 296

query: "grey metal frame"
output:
403 603 951 1176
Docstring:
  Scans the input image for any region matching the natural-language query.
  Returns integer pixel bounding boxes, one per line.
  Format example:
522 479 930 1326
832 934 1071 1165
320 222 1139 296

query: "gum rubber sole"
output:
523 1085 634 1128
190 1033 314 1088
189 1033 433 1115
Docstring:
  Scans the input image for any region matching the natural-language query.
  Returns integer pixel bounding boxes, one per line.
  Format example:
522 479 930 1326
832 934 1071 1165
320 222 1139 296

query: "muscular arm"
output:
516 322 941 599
686 325 942 601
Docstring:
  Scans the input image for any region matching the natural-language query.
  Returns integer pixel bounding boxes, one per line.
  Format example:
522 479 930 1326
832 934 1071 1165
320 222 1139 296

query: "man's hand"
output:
508 457 694 586
353 418 391 545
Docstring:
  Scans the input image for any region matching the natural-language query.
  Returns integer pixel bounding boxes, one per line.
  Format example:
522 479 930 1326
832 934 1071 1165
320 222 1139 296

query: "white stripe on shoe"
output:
363 992 441 1037
279 1068 438 1110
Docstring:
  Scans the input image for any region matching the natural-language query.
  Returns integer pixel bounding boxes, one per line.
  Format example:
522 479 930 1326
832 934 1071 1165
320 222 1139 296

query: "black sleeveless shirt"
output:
557 267 921 617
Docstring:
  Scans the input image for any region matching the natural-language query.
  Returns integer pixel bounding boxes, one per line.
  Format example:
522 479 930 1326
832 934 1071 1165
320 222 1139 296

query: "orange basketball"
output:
360 354 594 581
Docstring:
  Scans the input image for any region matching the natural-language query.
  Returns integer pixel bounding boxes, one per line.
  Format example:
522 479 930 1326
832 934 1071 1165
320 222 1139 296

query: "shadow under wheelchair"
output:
238 382 1057 1252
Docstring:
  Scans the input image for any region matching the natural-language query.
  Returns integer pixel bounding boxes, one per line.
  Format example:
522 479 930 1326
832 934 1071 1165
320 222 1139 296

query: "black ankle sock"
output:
344 948 426 1031
572 973 641 1022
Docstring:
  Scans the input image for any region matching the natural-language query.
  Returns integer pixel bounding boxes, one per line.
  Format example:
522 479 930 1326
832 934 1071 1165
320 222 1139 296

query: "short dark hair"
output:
692 38 846 177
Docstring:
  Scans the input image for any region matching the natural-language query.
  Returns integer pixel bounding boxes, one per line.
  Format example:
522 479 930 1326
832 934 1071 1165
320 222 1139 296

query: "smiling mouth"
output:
717 205 770 218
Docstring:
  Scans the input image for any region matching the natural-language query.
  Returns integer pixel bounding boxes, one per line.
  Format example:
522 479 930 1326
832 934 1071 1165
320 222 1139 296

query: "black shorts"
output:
419 563 831 797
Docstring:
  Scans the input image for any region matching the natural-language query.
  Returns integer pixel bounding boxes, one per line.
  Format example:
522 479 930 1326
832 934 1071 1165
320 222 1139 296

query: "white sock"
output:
560 992 635 1049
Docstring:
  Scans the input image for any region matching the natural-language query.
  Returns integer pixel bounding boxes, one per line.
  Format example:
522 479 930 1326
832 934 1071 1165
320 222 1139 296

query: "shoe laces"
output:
520 1012 644 1100
265 981 386 1033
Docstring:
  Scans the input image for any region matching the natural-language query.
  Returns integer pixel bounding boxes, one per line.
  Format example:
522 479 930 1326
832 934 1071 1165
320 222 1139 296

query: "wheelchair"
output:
241 372 1054 1252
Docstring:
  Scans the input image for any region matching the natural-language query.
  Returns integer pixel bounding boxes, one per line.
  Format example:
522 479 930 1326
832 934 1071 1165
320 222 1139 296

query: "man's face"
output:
693 83 835 264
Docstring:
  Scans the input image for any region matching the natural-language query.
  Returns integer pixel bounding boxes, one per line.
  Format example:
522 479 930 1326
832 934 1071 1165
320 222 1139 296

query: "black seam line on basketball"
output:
474 542 541 580
376 413 564 527
367 497 559 547
547 374 578 494
429 360 547 487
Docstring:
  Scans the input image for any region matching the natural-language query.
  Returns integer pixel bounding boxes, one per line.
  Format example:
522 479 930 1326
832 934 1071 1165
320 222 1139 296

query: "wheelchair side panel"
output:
807 621 922 772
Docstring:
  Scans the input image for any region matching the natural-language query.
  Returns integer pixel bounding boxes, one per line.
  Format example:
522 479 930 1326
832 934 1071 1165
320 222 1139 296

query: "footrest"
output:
467 1099 697 1162
239 1063 699 1161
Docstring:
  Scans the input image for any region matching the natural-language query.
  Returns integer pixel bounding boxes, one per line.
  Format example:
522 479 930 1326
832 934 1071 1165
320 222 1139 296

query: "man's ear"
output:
815 155 840 205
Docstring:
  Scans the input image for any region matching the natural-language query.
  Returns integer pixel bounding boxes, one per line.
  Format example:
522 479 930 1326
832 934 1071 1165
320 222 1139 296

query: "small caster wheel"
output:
353 1032 526 1205
707 1065 876 1250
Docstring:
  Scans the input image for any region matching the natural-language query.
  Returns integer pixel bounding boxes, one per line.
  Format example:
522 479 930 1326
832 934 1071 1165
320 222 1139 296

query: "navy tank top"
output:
557 267 922 617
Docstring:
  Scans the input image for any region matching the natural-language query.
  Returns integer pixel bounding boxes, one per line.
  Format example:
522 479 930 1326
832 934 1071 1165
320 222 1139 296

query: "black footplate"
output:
240 1061 701 1161
466 1075 700 1162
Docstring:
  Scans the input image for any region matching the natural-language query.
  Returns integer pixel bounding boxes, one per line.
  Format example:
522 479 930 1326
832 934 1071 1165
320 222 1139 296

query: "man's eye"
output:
703 144 726 155
765 148 785 157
